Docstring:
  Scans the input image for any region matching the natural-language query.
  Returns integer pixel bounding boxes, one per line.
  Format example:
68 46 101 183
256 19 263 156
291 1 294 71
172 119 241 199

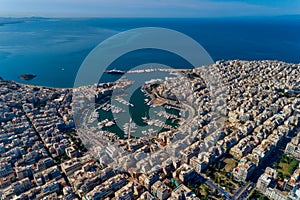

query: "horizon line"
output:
1 14 300 19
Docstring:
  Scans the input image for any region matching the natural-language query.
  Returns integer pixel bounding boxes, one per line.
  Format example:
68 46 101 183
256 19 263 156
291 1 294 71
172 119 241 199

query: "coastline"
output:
2 59 299 90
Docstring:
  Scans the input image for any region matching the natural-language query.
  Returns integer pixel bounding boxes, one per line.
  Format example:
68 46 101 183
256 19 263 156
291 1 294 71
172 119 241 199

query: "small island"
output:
18 74 37 81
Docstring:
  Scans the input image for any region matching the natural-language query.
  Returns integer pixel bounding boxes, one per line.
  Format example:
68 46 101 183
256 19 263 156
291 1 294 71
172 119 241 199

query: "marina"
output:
100 103 125 114
114 96 134 107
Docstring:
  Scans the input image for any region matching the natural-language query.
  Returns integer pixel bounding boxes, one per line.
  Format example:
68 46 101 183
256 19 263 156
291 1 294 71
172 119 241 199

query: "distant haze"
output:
0 0 299 18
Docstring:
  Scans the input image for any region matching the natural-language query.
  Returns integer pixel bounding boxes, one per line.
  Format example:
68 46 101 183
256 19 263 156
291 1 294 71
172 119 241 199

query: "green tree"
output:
230 173 233 181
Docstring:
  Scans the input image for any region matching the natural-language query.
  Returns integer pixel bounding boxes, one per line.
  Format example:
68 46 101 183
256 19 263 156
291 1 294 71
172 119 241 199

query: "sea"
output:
0 16 300 88
1 16 300 138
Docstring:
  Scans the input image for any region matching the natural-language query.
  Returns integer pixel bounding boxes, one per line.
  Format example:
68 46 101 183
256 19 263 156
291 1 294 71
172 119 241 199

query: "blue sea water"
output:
0 17 299 88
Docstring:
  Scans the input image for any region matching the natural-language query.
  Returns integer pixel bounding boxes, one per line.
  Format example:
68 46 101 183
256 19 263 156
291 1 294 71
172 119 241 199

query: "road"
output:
233 182 255 200
200 173 234 200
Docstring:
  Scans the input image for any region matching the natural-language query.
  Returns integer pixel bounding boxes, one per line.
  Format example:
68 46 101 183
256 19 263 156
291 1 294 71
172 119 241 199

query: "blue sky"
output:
0 0 299 17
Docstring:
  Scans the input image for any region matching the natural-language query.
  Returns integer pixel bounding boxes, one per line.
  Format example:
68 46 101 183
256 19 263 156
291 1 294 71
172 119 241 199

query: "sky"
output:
0 0 299 18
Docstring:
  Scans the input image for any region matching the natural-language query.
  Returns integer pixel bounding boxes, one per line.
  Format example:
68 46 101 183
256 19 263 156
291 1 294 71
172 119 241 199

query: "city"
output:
0 60 299 200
